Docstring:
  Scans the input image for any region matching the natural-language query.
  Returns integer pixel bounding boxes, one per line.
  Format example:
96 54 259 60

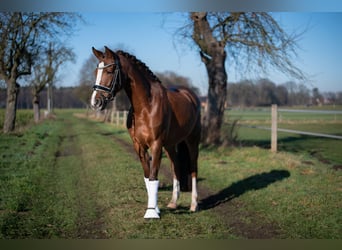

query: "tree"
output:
28 43 75 122
0 12 80 132
75 54 98 107
156 70 200 96
176 12 306 145
256 78 278 106
312 87 323 106
275 85 289 106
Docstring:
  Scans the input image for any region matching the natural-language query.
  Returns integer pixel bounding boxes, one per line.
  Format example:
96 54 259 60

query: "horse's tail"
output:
177 141 192 192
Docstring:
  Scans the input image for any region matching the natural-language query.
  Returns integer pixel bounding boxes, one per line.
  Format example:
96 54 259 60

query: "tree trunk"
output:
3 80 20 133
32 92 40 123
201 50 227 145
191 12 228 145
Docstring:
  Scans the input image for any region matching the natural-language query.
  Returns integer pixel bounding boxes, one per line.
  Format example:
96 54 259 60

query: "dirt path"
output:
112 135 283 239
51 116 110 238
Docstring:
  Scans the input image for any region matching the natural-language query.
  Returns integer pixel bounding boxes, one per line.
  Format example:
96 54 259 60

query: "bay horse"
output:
90 46 201 219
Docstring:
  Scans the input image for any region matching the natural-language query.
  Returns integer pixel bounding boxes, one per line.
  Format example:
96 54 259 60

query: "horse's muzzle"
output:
90 94 107 111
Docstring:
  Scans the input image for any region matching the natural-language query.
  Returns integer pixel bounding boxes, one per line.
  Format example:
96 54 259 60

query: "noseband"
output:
92 56 121 101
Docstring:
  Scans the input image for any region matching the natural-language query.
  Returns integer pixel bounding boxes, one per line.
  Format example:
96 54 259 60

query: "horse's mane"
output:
117 50 161 83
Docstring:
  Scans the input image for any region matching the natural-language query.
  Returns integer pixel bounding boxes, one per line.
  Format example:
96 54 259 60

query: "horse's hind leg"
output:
190 175 198 211
186 125 201 212
188 153 198 211
164 146 180 209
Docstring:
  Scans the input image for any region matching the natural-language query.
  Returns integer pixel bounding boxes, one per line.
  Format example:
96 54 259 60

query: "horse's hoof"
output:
144 208 160 219
167 202 177 210
190 204 198 212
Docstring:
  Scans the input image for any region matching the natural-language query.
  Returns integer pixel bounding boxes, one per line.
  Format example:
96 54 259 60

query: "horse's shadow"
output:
199 169 290 210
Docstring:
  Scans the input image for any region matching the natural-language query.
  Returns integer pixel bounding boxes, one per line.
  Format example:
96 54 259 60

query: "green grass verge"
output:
224 108 342 165
199 146 341 238
0 109 34 133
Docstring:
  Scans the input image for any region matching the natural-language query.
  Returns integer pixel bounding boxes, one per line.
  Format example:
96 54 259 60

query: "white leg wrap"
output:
144 178 160 219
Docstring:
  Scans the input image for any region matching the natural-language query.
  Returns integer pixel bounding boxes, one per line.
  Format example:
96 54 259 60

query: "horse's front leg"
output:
144 141 163 219
131 140 159 218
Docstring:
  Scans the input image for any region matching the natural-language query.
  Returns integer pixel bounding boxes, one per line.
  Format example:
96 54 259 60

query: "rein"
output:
92 57 121 101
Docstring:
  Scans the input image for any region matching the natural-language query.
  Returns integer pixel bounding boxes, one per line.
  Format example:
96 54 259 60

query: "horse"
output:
90 46 201 219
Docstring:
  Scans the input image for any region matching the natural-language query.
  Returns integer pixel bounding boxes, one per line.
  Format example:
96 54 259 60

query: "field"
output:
0 108 341 239
225 107 342 166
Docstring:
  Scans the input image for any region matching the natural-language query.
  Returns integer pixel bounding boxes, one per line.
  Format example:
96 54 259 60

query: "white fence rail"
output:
110 107 342 153
110 110 128 126
240 104 342 152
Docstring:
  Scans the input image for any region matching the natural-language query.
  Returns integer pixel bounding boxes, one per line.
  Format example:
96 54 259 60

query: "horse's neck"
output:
121 56 163 113
124 73 154 112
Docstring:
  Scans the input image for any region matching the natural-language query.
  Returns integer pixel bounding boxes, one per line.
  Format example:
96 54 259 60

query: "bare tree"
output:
28 43 75 122
156 70 201 96
75 54 98 107
176 12 306 145
0 12 80 132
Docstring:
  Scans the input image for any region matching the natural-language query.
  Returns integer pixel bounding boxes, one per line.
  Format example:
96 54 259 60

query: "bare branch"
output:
174 12 307 81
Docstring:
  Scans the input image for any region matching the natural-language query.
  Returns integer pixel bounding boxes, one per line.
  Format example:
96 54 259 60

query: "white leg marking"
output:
190 176 198 212
167 178 179 209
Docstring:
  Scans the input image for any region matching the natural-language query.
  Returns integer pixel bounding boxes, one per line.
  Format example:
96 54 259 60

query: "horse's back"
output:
165 86 201 145
167 86 200 114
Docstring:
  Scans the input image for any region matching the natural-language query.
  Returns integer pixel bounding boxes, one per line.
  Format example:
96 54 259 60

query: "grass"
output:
0 109 34 133
0 109 341 239
0 115 64 238
0 110 232 239
227 107 342 124
224 108 342 165
199 146 342 238
93 111 342 238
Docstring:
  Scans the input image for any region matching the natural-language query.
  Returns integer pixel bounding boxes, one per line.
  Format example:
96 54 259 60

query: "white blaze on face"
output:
95 61 104 85
90 91 98 107
90 62 105 107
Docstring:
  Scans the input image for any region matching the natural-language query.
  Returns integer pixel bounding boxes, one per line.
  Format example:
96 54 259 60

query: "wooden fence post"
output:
123 111 127 126
116 111 120 126
271 104 278 153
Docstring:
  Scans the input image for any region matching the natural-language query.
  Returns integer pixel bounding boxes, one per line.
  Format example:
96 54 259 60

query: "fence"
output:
110 110 128 126
241 104 342 152
110 107 342 153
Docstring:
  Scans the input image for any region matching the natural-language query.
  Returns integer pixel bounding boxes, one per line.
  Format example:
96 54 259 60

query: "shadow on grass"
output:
200 169 290 210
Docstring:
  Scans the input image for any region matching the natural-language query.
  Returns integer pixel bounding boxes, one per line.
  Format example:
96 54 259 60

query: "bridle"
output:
92 56 122 102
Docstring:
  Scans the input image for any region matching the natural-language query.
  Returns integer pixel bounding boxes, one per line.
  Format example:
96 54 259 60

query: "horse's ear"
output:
104 46 115 59
92 47 104 60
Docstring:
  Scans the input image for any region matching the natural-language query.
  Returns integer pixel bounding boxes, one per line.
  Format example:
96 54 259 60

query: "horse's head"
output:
90 46 123 110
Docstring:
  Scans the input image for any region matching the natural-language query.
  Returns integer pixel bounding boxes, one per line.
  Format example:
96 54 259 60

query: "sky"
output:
63 12 342 95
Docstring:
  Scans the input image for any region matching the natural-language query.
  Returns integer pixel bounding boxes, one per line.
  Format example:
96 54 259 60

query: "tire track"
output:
52 116 109 238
